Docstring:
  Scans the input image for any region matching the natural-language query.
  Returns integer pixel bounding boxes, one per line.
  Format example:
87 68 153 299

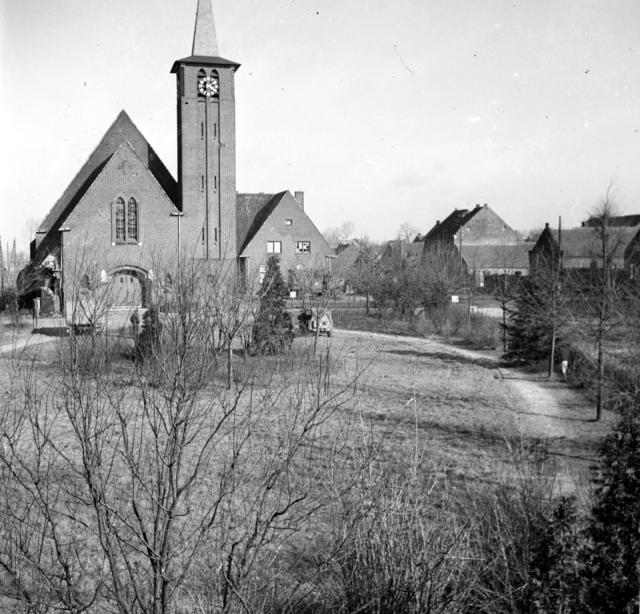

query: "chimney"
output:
475 203 481 209
294 191 304 210
545 222 550 229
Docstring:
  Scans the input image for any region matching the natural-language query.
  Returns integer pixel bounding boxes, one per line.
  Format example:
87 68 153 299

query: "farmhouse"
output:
530 222 640 278
420 204 529 287
21 0 332 318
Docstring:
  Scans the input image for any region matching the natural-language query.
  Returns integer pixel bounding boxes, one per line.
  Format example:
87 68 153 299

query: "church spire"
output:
192 0 219 56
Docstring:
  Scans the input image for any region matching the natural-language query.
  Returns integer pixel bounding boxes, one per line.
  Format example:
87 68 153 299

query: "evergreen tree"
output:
578 402 640 612
251 256 293 354
504 277 554 361
136 306 163 361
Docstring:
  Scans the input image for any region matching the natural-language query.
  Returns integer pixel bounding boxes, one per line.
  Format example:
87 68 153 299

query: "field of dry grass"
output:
0 317 611 492
0 316 616 611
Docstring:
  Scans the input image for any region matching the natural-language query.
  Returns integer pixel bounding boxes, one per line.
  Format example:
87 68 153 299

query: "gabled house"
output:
236 191 334 288
421 204 528 287
530 223 640 278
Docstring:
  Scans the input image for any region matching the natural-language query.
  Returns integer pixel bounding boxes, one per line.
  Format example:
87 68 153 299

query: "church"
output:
23 0 333 316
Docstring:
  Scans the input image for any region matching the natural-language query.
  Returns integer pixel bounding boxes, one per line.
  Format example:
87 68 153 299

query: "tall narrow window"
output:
127 198 138 241
115 197 126 242
113 196 140 244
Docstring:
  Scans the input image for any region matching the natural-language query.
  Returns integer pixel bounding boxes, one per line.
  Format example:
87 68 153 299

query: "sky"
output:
2 0 640 251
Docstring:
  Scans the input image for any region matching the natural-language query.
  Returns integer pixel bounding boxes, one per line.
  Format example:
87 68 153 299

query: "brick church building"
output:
23 0 332 317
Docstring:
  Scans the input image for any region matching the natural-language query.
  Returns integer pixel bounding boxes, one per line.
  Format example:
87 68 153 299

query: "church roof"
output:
192 0 219 56
35 110 177 257
170 55 240 72
236 192 287 254
170 0 240 72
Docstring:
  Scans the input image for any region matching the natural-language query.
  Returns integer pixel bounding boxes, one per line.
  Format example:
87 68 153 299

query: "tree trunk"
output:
596 325 604 421
227 336 233 389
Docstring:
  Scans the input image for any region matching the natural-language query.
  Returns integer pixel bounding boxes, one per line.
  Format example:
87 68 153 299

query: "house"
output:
582 214 640 228
333 240 382 294
529 222 640 278
21 0 332 318
380 240 424 265
421 204 529 287
236 191 334 289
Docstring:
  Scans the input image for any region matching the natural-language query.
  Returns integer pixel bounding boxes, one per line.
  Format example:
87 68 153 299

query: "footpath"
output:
336 328 617 495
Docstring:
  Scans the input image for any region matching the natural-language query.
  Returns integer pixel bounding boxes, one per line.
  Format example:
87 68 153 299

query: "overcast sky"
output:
2 0 640 250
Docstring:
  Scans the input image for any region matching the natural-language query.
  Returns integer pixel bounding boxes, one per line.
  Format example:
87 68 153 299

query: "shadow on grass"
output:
516 411 594 423
367 410 504 446
32 326 69 337
385 348 507 370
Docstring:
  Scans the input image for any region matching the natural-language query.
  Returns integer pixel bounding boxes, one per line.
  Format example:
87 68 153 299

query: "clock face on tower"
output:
198 75 219 97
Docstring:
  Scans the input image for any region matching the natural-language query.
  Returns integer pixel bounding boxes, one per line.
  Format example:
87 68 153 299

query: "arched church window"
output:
112 196 141 244
127 197 138 241
114 197 126 241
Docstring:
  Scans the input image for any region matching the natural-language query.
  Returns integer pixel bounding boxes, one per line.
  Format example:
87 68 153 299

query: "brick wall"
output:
461 205 520 245
61 141 178 315
240 192 335 288
176 63 237 260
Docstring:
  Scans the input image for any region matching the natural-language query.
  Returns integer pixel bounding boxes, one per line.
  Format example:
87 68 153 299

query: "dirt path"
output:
336 329 617 493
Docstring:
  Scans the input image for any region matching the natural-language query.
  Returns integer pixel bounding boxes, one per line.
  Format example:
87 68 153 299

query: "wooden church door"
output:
113 271 142 306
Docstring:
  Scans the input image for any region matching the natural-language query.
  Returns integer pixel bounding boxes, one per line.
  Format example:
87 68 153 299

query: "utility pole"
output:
548 216 562 378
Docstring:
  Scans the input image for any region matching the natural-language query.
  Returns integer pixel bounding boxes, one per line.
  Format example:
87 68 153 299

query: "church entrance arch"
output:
110 267 148 308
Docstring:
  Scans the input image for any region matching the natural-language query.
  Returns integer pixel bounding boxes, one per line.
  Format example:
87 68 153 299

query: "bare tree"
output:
323 221 355 247
572 191 630 419
397 222 420 243
0 256 362 613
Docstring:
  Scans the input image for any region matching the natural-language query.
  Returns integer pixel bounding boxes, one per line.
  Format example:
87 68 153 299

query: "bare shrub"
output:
0 259 363 613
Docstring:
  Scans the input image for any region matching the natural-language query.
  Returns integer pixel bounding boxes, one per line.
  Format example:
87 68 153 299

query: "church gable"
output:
35 111 177 255
61 141 178 273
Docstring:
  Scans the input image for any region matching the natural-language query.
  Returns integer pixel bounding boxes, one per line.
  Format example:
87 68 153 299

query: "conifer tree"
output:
578 403 640 612
251 256 293 354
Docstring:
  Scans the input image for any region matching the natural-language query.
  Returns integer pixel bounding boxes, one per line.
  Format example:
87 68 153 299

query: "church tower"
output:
171 0 239 259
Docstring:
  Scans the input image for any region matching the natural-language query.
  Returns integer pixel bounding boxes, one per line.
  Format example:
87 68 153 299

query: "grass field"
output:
0 314 612 611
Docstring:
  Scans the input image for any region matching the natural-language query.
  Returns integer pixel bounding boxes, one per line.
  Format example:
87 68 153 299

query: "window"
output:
284 219 292 226
113 196 139 244
127 198 138 241
296 241 311 254
267 241 282 254
259 264 267 284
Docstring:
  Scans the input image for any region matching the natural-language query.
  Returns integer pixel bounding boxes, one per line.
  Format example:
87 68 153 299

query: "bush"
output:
460 314 500 349
576 404 640 613
136 306 163 361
